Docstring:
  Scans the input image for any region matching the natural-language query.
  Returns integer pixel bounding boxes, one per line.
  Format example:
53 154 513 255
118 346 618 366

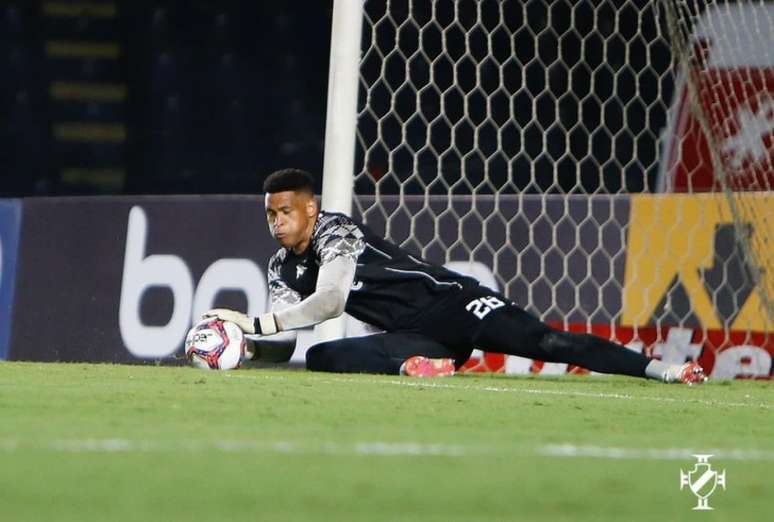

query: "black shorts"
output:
310 285 649 377
397 285 548 363
313 285 550 370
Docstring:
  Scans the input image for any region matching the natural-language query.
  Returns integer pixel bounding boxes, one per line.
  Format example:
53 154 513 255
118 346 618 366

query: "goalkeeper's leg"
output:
305 332 458 374
473 306 651 378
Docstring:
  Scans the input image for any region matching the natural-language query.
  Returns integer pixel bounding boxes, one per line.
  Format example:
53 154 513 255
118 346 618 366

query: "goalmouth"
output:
319 0 774 378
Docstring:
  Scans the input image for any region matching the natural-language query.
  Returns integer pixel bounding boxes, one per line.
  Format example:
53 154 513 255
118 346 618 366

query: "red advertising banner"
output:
661 3 774 192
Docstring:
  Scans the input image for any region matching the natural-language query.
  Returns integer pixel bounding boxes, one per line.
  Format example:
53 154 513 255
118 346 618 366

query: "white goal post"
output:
319 0 774 376
316 0 364 343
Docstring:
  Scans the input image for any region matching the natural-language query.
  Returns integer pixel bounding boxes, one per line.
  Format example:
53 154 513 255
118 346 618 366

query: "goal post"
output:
320 0 774 377
316 0 364 343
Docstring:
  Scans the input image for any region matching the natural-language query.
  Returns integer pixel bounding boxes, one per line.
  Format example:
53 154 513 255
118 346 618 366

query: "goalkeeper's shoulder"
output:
314 213 366 253
267 247 289 275
316 211 363 235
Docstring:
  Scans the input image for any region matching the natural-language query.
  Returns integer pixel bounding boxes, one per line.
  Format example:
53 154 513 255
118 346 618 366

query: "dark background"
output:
1 1 718 198
1 1 333 196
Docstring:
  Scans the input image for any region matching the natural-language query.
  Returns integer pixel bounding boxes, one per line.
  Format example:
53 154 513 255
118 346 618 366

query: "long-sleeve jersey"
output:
267 211 479 332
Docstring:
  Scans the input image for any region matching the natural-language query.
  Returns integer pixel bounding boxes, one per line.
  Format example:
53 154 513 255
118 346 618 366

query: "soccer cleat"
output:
401 356 455 377
665 361 708 384
678 361 708 384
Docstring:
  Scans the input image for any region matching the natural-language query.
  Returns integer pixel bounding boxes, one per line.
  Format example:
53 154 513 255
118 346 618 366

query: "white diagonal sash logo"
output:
680 454 726 510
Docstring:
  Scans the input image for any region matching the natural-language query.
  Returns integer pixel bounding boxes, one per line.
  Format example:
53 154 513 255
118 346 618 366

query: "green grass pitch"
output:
0 362 771 522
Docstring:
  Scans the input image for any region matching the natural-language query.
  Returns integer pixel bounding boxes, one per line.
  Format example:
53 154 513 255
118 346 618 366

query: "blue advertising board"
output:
0 199 21 359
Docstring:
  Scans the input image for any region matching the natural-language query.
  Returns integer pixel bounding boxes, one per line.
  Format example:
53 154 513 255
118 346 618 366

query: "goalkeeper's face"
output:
265 190 318 253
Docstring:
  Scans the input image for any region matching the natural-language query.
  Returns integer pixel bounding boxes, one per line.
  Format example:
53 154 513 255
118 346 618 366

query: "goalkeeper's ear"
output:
305 194 318 218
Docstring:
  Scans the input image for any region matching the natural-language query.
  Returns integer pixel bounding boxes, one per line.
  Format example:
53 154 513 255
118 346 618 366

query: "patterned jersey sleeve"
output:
313 214 366 265
267 249 302 310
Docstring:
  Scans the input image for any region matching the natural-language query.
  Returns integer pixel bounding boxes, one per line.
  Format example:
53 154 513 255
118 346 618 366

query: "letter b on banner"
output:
118 206 268 359
119 207 194 357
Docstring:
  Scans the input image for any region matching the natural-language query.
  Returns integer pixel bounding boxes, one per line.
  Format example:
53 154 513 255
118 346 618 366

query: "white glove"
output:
202 308 278 336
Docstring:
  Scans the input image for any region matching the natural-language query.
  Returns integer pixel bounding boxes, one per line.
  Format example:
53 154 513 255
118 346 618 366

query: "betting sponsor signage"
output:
9 197 273 362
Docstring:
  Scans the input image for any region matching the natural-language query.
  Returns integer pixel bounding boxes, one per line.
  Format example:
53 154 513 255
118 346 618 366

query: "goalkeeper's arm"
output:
204 256 356 335
272 256 354 331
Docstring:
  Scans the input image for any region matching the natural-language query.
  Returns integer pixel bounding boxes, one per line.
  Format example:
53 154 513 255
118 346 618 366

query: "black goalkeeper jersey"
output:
267 211 479 332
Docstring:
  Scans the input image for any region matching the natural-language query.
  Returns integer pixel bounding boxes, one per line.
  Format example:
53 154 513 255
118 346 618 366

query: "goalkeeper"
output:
205 168 706 384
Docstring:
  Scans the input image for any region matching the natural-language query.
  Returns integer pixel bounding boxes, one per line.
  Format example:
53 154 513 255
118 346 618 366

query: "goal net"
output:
343 0 774 378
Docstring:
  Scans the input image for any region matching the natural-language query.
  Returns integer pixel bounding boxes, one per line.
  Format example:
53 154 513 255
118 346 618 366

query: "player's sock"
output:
662 361 708 384
646 360 708 383
645 359 707 384
644 359 670 381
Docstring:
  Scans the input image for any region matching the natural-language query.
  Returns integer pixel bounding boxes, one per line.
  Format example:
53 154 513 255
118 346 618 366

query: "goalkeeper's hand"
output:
202 309 278 336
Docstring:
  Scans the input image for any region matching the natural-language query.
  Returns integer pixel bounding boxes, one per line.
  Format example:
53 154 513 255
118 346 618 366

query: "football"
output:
184 318 246 370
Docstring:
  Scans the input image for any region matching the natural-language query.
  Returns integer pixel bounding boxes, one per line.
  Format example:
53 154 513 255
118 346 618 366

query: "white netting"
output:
660 0 774 328
355 0 672 197
349 0 774 373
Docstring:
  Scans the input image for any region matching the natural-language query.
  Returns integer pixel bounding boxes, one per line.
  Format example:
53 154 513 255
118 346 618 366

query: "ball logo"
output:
119 206 268 358
188 332 210 343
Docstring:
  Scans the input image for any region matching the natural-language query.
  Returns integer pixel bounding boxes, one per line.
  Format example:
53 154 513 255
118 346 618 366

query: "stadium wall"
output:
0 200 21 360
0 195 770 379
8 197 275 363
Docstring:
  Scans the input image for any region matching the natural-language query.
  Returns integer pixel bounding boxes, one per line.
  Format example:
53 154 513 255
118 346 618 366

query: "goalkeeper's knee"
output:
305 343 333 372
538 330 591 360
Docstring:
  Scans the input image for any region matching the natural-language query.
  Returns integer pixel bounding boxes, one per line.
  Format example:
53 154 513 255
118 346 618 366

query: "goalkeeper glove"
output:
202 309 279 336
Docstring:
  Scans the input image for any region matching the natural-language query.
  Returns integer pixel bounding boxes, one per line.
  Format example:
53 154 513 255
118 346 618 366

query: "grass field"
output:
0 362 772 522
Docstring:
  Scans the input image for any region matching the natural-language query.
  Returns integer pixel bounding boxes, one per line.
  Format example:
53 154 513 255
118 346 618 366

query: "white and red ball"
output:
184 318 246 370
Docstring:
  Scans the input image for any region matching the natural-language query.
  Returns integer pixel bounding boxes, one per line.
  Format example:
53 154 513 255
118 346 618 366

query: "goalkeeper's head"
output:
263 168 319 253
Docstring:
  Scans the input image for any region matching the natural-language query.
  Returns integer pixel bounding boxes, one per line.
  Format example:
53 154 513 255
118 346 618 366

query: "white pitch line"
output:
225 372 774 410
1 438 470 457
538 444 774 462
51 438 141 452
3 437 773 462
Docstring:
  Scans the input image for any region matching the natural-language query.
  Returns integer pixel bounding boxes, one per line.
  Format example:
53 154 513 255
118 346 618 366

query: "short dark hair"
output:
263 168 316 194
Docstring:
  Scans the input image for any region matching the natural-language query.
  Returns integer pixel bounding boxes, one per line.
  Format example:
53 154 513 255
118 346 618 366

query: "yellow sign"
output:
623 194 774 331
